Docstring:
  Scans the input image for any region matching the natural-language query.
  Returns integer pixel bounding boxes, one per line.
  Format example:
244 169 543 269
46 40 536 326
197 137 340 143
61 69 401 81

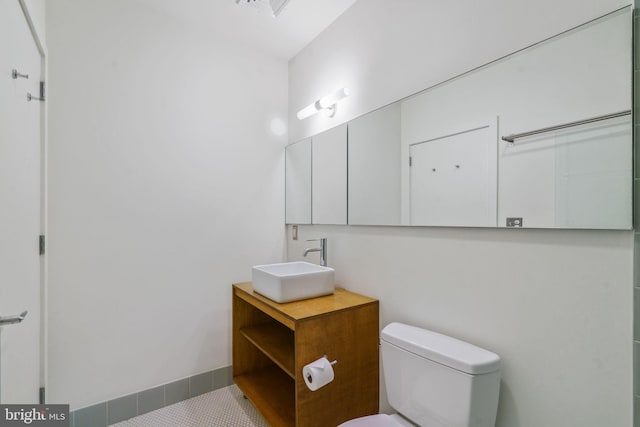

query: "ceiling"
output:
135 0 358 61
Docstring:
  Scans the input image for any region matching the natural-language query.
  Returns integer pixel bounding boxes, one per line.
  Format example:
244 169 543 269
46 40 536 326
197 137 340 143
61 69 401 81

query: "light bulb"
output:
296 88 349 120
296 103 320 120
318 88 349 109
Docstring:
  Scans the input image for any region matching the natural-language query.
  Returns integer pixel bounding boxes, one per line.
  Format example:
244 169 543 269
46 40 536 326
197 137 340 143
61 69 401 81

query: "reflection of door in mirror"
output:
409 121 497 227
285 139 312 224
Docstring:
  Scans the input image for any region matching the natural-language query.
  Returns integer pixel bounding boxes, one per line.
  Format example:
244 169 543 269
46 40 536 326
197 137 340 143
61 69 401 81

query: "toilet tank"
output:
381 323 501 427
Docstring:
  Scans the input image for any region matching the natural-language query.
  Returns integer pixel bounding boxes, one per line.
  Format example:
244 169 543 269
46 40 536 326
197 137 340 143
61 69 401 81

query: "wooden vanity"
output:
232 282 379 427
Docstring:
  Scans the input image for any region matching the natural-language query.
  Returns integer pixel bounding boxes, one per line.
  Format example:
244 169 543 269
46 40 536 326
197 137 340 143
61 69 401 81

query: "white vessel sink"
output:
252 262 335 303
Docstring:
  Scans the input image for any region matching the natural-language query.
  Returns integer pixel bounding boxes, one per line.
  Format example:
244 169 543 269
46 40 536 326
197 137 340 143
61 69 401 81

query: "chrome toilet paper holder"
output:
306 355 337 384
324 355 338 366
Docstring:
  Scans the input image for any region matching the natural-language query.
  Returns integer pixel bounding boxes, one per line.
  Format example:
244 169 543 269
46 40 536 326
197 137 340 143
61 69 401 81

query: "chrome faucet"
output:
303 238 327 267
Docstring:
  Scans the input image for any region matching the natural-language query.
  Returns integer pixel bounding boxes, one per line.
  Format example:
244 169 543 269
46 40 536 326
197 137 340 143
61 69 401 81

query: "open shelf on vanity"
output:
234 365 295 427
239 323 295 378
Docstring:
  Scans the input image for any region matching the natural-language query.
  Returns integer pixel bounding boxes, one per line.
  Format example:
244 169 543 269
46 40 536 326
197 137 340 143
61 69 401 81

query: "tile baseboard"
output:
70 365 234 427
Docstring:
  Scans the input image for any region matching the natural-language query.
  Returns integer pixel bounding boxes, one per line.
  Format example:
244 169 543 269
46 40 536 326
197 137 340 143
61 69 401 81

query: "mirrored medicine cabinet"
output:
285 7 633 230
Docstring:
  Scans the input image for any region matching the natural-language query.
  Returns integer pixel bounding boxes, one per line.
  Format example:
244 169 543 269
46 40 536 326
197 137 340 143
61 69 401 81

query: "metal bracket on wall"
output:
11 69 28 79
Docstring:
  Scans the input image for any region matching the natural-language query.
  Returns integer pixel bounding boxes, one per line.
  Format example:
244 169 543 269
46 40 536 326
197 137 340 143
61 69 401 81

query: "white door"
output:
410 122 497 227
0 0 43 403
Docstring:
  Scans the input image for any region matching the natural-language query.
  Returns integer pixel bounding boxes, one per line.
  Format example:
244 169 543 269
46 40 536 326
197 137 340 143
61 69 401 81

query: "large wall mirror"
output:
287 7 632 229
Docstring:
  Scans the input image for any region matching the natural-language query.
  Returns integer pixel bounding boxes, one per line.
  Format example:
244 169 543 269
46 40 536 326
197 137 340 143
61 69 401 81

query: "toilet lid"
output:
338 414 403 427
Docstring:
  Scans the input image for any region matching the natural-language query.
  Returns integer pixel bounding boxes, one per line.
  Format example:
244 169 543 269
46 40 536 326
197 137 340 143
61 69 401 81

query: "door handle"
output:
0 311 28 326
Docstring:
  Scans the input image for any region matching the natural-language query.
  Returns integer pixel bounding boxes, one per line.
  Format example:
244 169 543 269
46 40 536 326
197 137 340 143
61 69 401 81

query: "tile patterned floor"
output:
110 385 268 427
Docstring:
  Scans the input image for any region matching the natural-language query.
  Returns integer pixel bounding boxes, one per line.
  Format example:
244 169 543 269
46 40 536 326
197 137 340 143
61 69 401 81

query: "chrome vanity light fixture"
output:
296 87 350 120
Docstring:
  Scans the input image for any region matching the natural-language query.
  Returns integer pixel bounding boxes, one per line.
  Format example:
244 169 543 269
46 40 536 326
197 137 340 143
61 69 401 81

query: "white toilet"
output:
339 322 501 427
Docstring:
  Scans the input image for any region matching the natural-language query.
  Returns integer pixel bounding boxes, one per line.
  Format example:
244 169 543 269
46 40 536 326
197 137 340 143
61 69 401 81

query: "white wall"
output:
46 0 287 409
288 1 634 426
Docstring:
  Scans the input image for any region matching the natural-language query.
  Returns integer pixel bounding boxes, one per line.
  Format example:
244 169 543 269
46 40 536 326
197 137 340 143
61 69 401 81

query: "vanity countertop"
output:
233 282 377 330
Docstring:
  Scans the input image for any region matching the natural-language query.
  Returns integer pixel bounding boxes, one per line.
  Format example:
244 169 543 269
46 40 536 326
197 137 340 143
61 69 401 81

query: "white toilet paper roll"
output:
303 356 335 391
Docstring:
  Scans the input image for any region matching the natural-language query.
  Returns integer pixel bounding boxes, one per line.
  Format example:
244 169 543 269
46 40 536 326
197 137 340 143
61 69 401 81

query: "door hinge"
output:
27 81 46 102
39 235 45 255
39 387 45 404
409 156 413 167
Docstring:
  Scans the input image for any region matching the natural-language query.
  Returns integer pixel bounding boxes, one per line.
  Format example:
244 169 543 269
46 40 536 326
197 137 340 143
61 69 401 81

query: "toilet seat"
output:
338 414 399 427
338 414 414 427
